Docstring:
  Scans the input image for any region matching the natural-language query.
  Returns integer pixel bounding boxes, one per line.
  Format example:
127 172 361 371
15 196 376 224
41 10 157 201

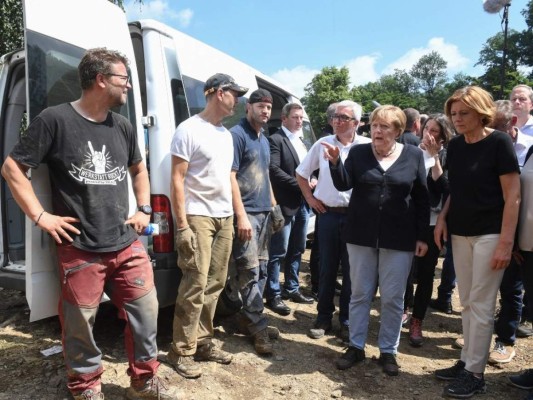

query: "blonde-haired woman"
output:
434 86 520 398
323 105 429 376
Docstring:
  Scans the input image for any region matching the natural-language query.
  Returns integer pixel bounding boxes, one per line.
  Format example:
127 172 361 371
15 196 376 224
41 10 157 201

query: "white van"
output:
0 0 316 321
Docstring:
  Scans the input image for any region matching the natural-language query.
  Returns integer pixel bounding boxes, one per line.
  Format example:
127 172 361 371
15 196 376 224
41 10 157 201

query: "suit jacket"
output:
268 128 305 216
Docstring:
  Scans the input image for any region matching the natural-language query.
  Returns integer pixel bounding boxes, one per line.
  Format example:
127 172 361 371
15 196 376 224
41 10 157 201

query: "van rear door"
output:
23 0 142 321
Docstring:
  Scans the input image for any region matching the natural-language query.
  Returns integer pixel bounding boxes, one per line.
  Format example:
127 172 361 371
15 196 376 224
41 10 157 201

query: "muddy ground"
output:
1 251 532 400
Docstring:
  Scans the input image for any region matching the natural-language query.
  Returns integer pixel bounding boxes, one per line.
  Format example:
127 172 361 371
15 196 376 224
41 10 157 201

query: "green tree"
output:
410 51 448 97
301 66 351 133
0 1 138 56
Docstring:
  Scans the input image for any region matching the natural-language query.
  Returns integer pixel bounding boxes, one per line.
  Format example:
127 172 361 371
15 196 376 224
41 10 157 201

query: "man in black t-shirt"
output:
1 48 177 400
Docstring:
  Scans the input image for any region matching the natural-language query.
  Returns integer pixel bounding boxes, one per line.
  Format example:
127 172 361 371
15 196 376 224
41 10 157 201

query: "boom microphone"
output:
483 0 511 14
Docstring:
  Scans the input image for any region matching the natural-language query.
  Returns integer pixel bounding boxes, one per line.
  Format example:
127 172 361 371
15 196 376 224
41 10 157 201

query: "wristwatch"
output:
138 205 152 215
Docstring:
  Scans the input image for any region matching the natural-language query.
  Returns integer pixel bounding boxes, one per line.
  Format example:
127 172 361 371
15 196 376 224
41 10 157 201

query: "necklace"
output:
373 142 396 157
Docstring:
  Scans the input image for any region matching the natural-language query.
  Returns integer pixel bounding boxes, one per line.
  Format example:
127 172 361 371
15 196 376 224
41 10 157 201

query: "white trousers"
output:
452 234 504 374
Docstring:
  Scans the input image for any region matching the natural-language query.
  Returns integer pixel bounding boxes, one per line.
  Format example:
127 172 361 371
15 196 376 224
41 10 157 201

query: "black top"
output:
397 131 421 146
10 103 142 252
446 130 519 236
329 143 429 251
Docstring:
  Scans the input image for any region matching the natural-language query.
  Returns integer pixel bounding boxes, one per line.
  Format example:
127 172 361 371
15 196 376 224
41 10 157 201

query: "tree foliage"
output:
301 66 351 133
410 51 447 96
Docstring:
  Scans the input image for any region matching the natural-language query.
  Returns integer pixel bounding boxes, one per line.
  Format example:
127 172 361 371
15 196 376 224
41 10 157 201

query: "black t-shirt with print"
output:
446 130 519 236
10 103 142 252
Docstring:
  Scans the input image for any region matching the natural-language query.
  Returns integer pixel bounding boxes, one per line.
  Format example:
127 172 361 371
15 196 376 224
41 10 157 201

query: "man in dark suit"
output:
265 103 314 315
397 108 421 146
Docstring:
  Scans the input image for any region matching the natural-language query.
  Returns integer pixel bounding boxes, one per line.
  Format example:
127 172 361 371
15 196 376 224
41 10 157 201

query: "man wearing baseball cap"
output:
229 89 278 355
168 73 248 378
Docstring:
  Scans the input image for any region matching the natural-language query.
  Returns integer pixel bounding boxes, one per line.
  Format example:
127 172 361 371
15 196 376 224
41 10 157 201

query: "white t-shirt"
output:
170 114 233 217
296 134 371 207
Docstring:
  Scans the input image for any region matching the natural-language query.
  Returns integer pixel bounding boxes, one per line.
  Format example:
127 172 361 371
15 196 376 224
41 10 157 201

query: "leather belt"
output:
326 206 349 214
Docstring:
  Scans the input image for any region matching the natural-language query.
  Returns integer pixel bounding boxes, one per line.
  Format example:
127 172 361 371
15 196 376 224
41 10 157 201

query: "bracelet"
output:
35 211 45 226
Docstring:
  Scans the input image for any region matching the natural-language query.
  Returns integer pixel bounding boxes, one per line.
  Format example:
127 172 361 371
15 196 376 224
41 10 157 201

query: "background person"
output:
324 105 429 376
434 86 520 399
1 48 176 400
406 114 454 347
265 103 314 316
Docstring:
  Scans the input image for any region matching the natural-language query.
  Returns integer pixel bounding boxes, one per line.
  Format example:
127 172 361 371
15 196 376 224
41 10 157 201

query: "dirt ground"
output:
1 251 532 400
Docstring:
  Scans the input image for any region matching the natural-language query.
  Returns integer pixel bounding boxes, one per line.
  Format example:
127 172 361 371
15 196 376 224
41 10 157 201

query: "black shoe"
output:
429 299 453 314
336 346 365 370
281 290 314 304
435 360 466 381
509 369 533 390
443 370 486 398
378 353 399 376
337 324 349 342
266 296 291 316
308 321 332 339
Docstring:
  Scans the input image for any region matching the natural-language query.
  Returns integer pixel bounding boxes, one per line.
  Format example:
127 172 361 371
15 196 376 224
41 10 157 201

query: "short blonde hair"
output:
370 105 406 136
444 86 495 127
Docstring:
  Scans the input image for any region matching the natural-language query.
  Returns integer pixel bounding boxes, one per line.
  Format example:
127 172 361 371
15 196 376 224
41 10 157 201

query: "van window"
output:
170 79 189 128
181 75 245 128
25 30 137 127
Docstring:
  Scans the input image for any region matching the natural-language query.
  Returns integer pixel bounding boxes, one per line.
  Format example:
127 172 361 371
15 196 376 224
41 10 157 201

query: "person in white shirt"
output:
296 100 370 341
510 84 533 137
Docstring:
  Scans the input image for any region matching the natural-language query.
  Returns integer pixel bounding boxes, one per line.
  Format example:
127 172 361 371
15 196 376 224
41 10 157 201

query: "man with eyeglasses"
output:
510 84 533 137
296 100 371 341
2 48 178 400
265 103 315 316
168 73 248 379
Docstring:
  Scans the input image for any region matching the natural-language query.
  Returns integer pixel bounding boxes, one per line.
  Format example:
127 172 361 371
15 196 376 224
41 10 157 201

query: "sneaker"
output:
409 317 424 347
126 375 179 400
167 349 202 379
253 328 274 355
453 337 464 349
443 370 486 398
308 321 332 339
336 346 365 370
429 298 453 314
378 353 399 376
517 321 533 338
509 369 533 390
337 324 349 342
435 360 466 381
73 389 104 400
194 342 232 364
488 341 515 364
401 310 410 326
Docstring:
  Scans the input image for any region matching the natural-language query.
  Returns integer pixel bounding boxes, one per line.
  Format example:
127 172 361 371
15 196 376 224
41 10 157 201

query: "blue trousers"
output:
266 202 310 299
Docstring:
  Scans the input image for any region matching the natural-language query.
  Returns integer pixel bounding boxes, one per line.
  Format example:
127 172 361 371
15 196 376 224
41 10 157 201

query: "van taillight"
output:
151 194 174 253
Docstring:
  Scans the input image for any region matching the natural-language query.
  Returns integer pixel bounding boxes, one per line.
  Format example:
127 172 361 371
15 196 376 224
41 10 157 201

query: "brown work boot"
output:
72 388 104 399
167 349 202 379
236 317 280 340
194 342 232 364
126 375 180 399
254 328 273 355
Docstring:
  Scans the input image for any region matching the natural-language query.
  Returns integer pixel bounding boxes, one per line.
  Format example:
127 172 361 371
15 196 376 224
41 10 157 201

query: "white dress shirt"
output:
296 134 371 207
282 126 307 164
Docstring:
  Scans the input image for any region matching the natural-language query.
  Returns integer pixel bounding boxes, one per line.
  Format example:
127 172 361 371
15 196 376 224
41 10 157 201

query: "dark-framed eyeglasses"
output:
332 114 355 122
105 73 130 85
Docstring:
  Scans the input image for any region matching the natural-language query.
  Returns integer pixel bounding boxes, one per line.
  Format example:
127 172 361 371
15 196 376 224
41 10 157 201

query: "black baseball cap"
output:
248 89 273 104
203 73 248 97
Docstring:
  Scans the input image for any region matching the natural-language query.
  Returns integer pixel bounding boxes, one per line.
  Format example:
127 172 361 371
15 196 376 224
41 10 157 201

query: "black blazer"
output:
330 143 430 252
268 128 305 217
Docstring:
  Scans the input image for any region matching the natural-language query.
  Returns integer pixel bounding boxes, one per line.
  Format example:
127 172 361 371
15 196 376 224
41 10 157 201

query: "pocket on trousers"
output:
60 255 105 307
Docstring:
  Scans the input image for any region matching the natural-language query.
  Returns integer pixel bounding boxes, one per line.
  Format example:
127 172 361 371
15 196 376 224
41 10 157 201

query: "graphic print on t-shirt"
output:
68 140 127 185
